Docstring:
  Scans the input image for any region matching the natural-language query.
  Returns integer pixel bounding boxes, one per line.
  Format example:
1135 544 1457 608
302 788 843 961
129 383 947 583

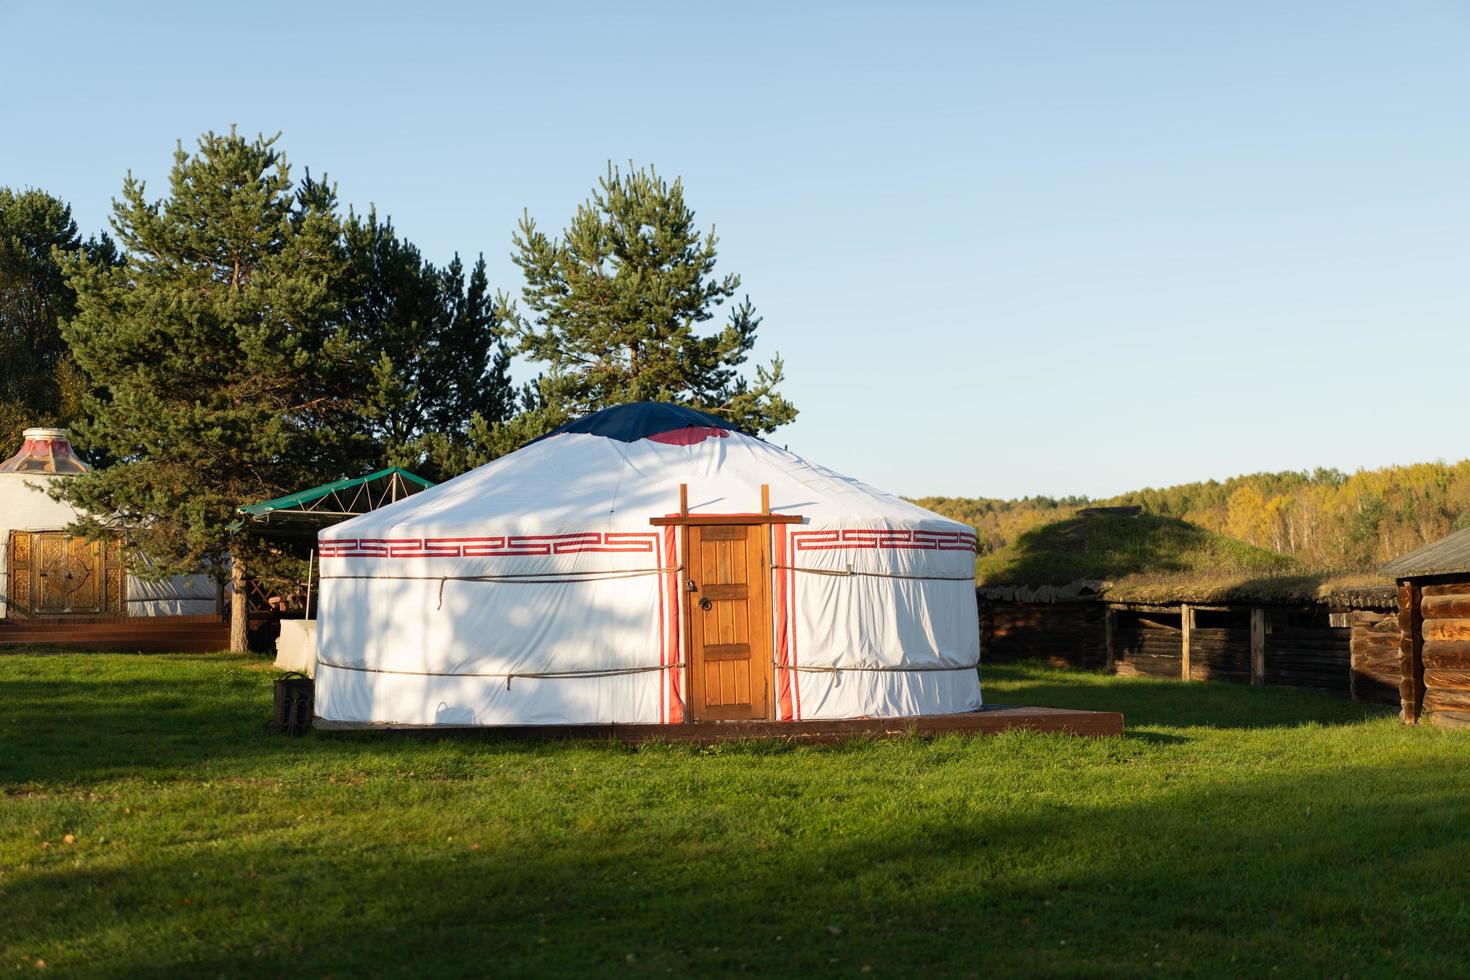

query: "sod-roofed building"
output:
977 510 1400 706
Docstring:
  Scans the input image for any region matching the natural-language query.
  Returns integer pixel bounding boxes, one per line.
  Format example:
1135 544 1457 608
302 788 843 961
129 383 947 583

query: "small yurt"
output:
314 403 980 727
0 428 218 620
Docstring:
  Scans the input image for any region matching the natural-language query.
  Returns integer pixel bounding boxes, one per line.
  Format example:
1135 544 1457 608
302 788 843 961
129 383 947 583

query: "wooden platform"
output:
0 614 230 653
313 705 1124 743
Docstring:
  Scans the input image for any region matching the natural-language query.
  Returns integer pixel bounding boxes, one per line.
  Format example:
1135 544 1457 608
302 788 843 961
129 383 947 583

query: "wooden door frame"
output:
650 484 803 723
6 529 125 619
681 522 774 721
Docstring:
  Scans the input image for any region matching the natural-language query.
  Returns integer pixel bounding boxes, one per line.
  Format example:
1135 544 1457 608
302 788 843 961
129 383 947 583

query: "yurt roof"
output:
0 428 88 475
532 401 746 444
331 402 970 539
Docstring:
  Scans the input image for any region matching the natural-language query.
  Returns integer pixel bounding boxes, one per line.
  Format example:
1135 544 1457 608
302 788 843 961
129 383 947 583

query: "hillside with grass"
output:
915 457 1470 578
976 513 1297 585
972 512 1387 603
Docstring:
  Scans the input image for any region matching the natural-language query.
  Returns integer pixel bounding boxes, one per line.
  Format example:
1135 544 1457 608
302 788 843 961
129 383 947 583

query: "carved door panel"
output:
7 531 32 614
32 533 105 615
34 533 68 613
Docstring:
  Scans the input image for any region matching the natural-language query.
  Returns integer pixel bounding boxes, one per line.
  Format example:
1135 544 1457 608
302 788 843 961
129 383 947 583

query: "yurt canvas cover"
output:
315 403 979 727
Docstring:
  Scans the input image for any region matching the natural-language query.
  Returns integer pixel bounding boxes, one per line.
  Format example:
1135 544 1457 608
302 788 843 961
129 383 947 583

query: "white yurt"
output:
314 403 980 728
0 428 218 619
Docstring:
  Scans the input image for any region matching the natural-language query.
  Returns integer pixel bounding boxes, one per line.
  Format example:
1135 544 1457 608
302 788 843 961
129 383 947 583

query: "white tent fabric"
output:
314 409 979 726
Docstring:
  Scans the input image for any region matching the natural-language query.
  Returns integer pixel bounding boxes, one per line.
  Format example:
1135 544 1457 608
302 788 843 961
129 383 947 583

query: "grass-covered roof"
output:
975 513 1394 607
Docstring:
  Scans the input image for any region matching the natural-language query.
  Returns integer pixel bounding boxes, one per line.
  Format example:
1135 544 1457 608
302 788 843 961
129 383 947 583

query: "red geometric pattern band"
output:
791 528 977 552
320 532 659 559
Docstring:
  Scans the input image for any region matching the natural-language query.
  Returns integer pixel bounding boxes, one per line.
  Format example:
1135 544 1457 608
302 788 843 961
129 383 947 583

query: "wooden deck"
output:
314 705 1124 743
0 614 230 653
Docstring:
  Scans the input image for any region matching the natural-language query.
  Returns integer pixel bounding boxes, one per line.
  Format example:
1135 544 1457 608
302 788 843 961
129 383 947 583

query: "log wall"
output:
1113 611 1183 678
1417 581 1470 729
978 594 1401 708
1349 609 1402 707
980 601 1107 669
1189 610 1252 683
1265 609 1352 694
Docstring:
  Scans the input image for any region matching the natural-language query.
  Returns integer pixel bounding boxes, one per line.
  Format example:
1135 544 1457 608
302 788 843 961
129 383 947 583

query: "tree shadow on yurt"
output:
313 449 845 730
323 551 674 727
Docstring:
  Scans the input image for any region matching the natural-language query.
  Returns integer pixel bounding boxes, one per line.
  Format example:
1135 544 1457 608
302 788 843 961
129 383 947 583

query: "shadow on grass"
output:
0 653 298 786
7 756 1470 976
982 661 1391 731
0 654 1400 786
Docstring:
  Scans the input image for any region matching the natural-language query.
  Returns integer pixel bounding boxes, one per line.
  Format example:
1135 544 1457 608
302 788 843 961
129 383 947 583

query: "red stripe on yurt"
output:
774 526 794 721
656 541 666 725
664 526 684 723
790 528 802 721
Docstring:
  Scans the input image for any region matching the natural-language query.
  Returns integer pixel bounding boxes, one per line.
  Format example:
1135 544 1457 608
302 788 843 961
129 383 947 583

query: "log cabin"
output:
1382 528 1470 728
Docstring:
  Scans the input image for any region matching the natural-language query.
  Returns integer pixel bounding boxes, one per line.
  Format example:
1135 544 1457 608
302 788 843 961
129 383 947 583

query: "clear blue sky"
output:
4 1 1467 499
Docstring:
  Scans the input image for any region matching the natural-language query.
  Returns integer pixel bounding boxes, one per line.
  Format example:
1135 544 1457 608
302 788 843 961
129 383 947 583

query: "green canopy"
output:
237 467 435 538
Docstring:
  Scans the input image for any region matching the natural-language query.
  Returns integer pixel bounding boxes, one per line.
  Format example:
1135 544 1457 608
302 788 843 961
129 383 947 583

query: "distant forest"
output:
914 460 1470 572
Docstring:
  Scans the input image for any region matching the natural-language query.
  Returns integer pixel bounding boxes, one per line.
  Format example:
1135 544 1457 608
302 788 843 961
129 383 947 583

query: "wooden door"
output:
33 532 105 615
685 524 773 721
34 533 68 613
66 537 103 612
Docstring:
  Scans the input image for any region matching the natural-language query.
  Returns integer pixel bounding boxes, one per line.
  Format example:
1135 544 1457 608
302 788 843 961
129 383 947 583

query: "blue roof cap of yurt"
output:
534 402 748 444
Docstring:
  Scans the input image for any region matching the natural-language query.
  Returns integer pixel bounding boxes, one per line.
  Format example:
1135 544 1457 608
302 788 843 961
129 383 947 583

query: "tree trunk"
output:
230 552 248 654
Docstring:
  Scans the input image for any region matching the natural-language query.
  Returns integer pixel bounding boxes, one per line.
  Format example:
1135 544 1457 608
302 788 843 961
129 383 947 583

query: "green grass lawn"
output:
3 654 1469 978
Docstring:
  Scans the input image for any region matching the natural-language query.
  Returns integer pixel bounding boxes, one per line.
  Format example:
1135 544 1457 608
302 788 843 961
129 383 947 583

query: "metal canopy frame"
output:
237 467 435 537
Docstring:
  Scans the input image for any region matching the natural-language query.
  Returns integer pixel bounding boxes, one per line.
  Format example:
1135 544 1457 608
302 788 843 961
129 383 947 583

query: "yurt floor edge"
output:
311 705 1124 743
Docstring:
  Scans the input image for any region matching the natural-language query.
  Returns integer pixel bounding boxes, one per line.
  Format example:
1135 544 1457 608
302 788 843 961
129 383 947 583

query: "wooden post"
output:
761 483 770 516
679 483 689 517
1348 612 1358 702
304 548 316 620
1250 607 1266 686
1399 580 1425 724
1180 603 1192 681
1104 606 1116 673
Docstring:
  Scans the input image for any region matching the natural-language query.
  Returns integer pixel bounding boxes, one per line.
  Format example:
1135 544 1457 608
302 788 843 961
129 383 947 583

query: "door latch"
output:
699 597 713 612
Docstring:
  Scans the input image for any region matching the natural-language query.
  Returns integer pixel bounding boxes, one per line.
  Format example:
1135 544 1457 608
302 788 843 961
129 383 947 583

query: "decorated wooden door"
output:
6 531 123 617
685 524 773 720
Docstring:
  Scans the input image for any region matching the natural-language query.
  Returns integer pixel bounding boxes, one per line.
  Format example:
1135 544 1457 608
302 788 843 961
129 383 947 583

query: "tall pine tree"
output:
339 209 519 481
500 163 796 436
0 188 117 449
58 130 356 652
